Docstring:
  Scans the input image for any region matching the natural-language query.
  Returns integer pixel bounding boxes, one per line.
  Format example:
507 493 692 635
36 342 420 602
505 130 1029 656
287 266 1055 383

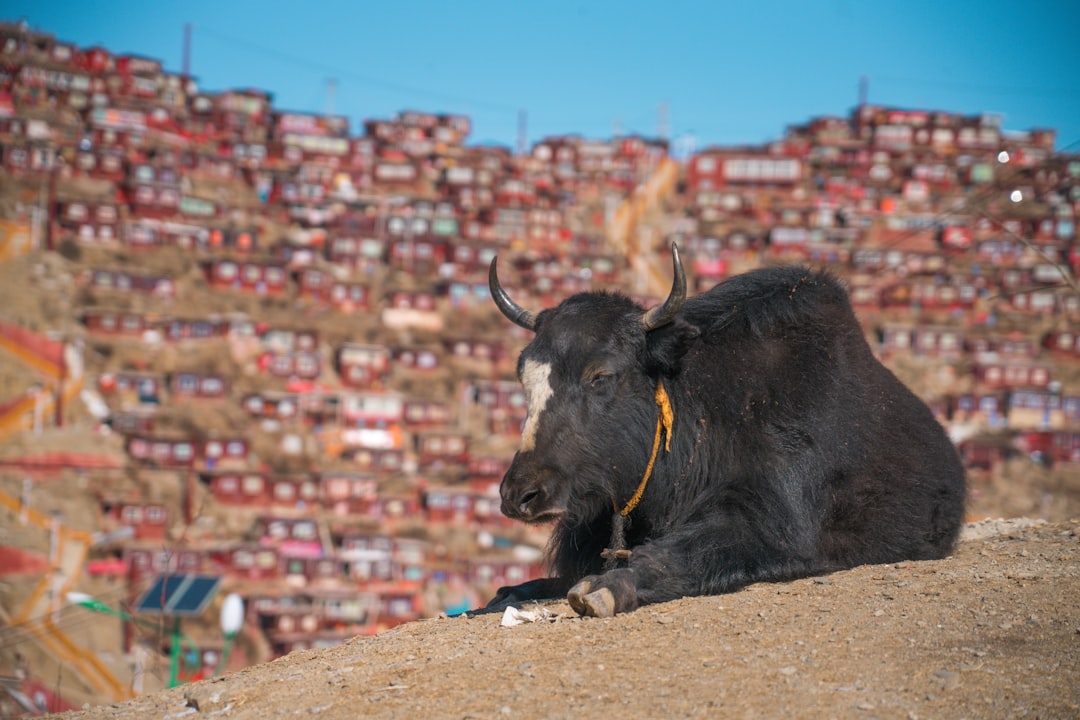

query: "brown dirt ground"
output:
52 518 1080 720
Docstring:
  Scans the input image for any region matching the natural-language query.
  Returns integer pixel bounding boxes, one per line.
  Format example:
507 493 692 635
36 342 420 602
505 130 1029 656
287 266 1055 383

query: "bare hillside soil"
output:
54 518 1080 720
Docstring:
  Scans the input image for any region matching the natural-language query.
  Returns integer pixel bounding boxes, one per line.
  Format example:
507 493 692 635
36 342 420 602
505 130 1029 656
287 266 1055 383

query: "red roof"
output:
0 544 50 576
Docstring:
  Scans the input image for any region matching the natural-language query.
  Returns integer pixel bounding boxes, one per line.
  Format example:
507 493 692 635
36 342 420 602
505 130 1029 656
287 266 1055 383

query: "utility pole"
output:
182 23 192 78
858 75 868 107
326 77 337 116
516 109 527 156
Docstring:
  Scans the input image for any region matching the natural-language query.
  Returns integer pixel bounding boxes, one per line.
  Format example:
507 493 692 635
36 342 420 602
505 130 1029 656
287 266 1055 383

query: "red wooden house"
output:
325 281 372 312
126 435 198 467
339 392 405 425
215 544 281 582
58 201 121 244
170 372 229 400
203 259 290 295
82 309 148 337
1006 389 1078 430
944 393 1008 428
393 346 442 372
259 350 321 380
342 447 407 476
98 371 163 407
403 399 451 429
1014 430 1080 465
295 267 333 302
973 358 1052 390
78 45 114 74
99 499 168 541
415 430 470 470
444 337 505 368
107 410 156 435
320 472 380 517
336 343 391 389
422 487 476 525
123 547 204 581
241 392 303 422
161 316 236 342
202 437 250 469
324 235 385 272
125 163 183 218
84 268 175 298
687 149 804 192
255 516 323 560
878 324 964 358
203 471 274 506
382 290 443 332
1042 331 1080 359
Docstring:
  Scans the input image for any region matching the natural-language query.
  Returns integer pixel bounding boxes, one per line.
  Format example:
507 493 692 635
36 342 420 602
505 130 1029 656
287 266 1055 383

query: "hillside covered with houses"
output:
0 17 1077 714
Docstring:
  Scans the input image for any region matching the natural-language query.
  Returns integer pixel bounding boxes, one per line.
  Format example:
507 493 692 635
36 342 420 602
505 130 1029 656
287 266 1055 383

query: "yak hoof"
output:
567 581 616 618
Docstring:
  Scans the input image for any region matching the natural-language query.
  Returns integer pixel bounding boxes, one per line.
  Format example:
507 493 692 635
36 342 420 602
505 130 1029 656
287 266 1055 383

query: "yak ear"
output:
643 318 699 374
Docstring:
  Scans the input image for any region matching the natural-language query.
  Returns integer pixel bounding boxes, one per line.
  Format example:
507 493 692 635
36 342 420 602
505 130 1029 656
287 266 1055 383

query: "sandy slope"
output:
50 518 1080 720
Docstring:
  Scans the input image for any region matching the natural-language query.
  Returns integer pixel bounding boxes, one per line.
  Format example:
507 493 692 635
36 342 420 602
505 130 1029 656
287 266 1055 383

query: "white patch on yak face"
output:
519 359 554 452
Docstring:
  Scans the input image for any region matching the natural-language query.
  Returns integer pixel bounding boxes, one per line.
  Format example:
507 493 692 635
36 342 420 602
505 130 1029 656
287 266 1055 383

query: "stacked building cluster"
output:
0 19 1077 703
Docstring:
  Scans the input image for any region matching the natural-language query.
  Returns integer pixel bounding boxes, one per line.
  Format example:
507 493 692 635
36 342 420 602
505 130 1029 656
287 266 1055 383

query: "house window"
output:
241 475 264 495
326 478 349 501
296 356 318 376
217 262 238 280
201 377 224 395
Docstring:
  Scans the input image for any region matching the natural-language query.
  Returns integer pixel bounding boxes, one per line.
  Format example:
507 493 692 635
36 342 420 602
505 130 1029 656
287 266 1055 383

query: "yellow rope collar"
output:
618 379 674 517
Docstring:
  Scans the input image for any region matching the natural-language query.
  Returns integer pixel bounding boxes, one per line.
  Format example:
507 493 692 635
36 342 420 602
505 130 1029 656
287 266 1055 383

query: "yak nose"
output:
499 462 546 520
501 481 544 520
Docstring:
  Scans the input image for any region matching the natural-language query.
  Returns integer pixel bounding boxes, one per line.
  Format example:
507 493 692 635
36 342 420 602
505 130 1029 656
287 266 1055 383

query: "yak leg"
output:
568 511 823 618
483 576 575 611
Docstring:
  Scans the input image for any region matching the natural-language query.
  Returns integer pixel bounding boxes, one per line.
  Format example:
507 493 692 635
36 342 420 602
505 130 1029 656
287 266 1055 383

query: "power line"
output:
873 74 1080 100
194 25 518 115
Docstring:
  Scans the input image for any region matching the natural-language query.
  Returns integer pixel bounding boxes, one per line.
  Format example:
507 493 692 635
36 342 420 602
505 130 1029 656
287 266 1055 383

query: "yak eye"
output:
585 371 613 389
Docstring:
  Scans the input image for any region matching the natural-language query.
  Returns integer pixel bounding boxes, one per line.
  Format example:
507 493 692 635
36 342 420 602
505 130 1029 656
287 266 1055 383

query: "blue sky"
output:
5 1 1079 151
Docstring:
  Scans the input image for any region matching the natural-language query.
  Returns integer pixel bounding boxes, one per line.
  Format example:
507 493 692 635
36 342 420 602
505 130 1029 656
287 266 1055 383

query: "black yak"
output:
485 244 966 617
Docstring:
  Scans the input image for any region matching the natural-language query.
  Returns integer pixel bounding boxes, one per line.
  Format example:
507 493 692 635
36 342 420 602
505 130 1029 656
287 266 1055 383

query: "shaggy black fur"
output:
487 265 966 615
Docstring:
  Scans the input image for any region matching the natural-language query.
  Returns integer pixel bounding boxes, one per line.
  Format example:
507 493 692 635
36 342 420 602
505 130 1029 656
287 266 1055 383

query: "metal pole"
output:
168 617 182 688
182 24 191 79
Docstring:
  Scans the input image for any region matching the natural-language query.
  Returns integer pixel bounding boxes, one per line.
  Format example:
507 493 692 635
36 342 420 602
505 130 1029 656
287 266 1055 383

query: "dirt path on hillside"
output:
53 518 1080 720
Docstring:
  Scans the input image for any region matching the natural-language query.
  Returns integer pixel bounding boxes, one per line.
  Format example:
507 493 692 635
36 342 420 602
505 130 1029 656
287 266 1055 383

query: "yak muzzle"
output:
499 463 563 523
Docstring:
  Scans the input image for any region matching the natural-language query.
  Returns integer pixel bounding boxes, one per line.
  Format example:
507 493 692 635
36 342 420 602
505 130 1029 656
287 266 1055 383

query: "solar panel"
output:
134 574 222 616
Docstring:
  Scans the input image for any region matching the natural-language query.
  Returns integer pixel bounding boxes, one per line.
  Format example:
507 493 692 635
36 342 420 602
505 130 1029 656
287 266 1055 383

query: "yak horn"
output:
489 257 537 331
641 243 687 331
